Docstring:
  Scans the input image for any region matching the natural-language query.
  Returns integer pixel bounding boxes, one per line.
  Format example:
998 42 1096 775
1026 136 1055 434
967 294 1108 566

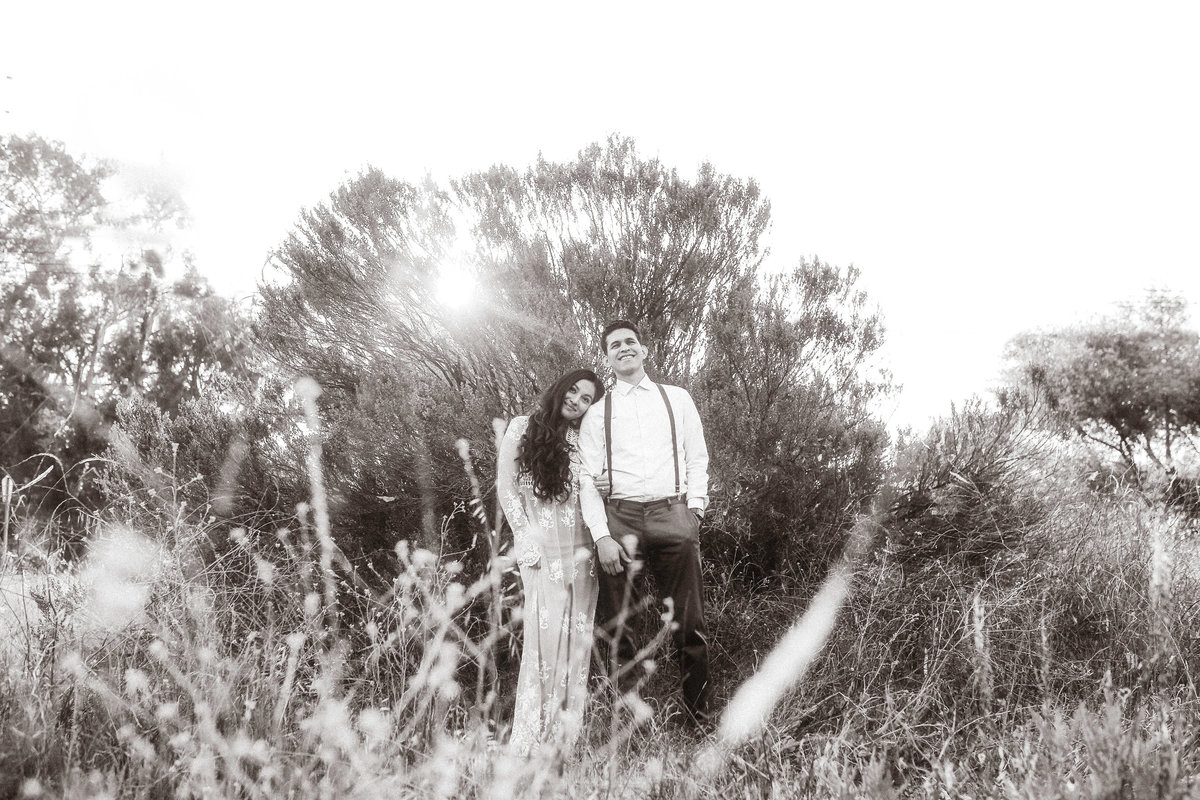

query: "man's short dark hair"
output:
601 320 642 350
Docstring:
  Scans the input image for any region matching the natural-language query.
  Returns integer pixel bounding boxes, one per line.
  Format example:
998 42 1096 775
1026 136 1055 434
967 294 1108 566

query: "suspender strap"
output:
604 390 613 494
656 383 681 495
604 381 681 498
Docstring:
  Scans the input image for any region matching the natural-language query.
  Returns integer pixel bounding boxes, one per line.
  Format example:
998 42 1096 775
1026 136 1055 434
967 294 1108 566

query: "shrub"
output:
99 389 296 542
695 260 891 582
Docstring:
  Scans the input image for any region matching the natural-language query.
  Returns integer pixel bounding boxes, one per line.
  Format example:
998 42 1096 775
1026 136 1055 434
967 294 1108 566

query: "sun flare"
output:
435 261 477 311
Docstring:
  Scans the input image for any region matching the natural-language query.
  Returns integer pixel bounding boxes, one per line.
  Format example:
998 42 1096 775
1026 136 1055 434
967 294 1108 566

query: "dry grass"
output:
5 435 1200 799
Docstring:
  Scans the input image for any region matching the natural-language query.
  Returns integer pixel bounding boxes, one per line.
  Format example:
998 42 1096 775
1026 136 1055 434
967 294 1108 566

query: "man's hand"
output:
596 535 631 576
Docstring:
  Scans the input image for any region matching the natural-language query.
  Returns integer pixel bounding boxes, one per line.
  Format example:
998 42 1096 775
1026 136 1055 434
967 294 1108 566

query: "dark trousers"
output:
596 496 711 719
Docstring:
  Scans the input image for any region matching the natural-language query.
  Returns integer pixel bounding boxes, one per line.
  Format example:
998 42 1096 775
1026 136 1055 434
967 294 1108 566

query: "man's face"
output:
604 328 646 377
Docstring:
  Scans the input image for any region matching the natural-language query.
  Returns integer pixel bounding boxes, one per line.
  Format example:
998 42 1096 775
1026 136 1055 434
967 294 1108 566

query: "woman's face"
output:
560 379 598 422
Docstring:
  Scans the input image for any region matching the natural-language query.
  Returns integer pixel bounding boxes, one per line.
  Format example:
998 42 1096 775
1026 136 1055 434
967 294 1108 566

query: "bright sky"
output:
4 2 1198 431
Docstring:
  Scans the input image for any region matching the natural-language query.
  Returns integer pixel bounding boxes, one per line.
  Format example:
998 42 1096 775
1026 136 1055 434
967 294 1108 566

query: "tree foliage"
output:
1006 290 1200 473
255 137 777 554
3 132 894 578
456 135 771 377
886 393 1055 576
695 260 892 579
0 133 110 274
1 134 251 534
256 170 517 552
100 386 293 537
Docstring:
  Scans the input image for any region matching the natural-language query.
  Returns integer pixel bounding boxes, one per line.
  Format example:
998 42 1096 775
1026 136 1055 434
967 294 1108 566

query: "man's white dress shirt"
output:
577 375 709 542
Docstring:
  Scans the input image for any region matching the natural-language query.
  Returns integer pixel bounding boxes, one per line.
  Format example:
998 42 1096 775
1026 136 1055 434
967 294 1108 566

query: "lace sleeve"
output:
496 416 539 567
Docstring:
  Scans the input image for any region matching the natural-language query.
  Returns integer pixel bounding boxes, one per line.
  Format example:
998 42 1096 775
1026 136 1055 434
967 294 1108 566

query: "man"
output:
577 320 712 725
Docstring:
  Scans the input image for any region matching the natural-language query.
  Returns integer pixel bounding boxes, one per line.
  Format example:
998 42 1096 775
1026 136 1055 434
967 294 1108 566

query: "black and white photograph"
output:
2 3 1199 797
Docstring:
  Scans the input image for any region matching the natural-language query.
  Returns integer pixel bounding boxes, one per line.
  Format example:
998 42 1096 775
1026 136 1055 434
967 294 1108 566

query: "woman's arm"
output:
496 416 540 567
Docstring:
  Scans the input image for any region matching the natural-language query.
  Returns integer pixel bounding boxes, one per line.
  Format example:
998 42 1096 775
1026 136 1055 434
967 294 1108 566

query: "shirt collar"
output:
612 374 655 397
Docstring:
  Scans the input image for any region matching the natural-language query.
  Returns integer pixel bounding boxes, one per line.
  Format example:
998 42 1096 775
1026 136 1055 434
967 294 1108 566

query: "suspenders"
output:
603 380 681 497
657 383 681 495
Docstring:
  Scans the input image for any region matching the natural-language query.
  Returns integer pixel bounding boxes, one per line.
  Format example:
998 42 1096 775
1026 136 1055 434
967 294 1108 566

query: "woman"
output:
497 368 605 755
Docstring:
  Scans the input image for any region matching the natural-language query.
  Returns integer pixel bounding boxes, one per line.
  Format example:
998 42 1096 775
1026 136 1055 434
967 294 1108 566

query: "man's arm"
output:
577 402 612 542
578 400 631 575
677 388 710 515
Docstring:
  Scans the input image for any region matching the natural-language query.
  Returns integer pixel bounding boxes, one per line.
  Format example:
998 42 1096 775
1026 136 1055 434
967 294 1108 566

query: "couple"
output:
496 320 712 755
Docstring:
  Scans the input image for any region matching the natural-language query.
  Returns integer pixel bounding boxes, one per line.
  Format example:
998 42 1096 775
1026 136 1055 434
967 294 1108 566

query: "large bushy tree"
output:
256 137 774 554
256 136 892 575
455 136 771 378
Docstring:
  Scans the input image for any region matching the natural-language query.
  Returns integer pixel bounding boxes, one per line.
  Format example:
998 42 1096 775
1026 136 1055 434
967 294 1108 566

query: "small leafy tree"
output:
2 134 113 495
1 134 253 537
1005 290 1200 474
0 133 109 278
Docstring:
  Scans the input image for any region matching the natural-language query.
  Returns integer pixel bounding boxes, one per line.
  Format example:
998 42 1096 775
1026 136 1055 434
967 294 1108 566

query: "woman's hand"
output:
593 469 611 497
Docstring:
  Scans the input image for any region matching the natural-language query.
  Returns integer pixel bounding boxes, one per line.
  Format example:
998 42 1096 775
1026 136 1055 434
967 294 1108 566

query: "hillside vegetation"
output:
5 132 1200 798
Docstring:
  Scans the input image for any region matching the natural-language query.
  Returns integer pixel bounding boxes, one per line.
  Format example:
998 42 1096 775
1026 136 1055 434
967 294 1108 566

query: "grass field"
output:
4 446 1200 799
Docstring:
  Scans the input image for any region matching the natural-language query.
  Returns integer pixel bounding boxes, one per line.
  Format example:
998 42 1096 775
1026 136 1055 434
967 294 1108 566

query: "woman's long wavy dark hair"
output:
518 369 604 502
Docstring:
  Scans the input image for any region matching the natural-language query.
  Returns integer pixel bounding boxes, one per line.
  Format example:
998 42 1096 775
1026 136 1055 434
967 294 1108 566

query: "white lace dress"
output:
497 416 598 755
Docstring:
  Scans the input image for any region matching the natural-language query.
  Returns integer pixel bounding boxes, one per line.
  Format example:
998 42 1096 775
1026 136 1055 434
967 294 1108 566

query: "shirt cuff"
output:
688 499 706 514
588 524 611 543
